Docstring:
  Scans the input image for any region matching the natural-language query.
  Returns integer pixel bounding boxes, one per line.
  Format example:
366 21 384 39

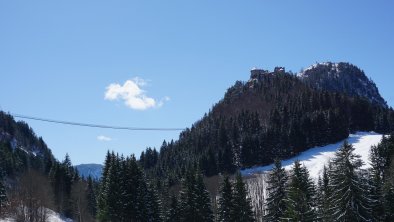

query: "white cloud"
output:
97 135 112 142
104 77 169 110
157 96 171 107
132 77 148 86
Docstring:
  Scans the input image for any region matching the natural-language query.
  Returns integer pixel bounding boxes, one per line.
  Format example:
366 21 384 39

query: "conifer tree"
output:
328 141 371 221
0 176 7 216
86 176 97 218
316 166 331 221
62 153 75 217
134 177 162 222
384 186 394 221
265 159 287 222
121 155 141 220
369 142 385 221
97 151 163 221
195 172 214 222
105 154 123 221
217 176 233 222
48 154 77 217
146 182 163 221
179 170 198 221
166 194 181 222
231 173 255 222
282 160 316 221
179 169 213 222
97 151 112 221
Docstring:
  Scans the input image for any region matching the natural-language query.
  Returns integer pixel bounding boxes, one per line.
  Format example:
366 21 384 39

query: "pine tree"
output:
105 154 123 221
195 172 214 222
96 152 124 221
166 194 181 222
384 186 394 221
62 153 75 217
316 166 331 221
48 154 76 217
145 181 163 221
231 173 255 222
282 160 316 221
179 169 213 222
328 141 371 221
134 177 161 222
0 176 7 216
86 176 97 218
121 155 141 220
217 176 233 222
97 152 164 221
179 170 198 221
369 143 385 221
265 159 287 222
97 151 112 221
383 134 394 221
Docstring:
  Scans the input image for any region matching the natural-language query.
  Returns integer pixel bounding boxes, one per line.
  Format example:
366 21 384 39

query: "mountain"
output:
75 163 103 180
0 111 95 221
143 62 394 184
298 62 387 107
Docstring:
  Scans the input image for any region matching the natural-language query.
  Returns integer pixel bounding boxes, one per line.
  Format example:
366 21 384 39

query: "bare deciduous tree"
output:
8 170 54 222
71 180 95 222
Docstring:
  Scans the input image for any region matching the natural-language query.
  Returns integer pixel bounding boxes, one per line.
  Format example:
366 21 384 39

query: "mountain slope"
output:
243 131 388 220
298 62 387 107
0 111 55 176
241 131 383 179
0 111 94 221
145 63 394 183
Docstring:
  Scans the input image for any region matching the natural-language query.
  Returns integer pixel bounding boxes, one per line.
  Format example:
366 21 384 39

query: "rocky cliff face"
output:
298 62 387 107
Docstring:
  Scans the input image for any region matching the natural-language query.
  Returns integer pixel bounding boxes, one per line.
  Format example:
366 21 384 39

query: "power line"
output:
11 113 185 131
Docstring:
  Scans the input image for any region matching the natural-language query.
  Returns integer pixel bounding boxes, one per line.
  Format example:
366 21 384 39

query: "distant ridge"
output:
75 163 103 180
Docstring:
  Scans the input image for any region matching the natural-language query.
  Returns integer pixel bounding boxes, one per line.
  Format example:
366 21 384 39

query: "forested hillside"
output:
142 64 394 185
0 112 97 221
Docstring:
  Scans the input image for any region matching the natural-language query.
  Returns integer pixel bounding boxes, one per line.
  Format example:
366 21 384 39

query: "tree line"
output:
96 150 255 222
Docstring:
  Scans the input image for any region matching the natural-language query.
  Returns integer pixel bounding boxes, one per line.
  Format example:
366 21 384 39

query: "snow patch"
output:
297 62 340 78
241 132 383 180
46 209 73 222
0 208 72 222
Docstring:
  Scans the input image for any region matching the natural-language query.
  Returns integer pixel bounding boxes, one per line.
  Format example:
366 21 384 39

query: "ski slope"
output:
241 132 383 179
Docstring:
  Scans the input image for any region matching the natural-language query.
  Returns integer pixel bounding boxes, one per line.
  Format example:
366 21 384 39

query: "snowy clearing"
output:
0 208 72 222
241 131 383 179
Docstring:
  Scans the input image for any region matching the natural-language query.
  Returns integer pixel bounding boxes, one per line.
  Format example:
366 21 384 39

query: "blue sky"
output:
0 0 393 165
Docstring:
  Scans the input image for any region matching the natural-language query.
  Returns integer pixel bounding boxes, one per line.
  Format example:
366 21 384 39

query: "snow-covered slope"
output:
241 132 383 179
0 208 72 222
46 209 73 222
